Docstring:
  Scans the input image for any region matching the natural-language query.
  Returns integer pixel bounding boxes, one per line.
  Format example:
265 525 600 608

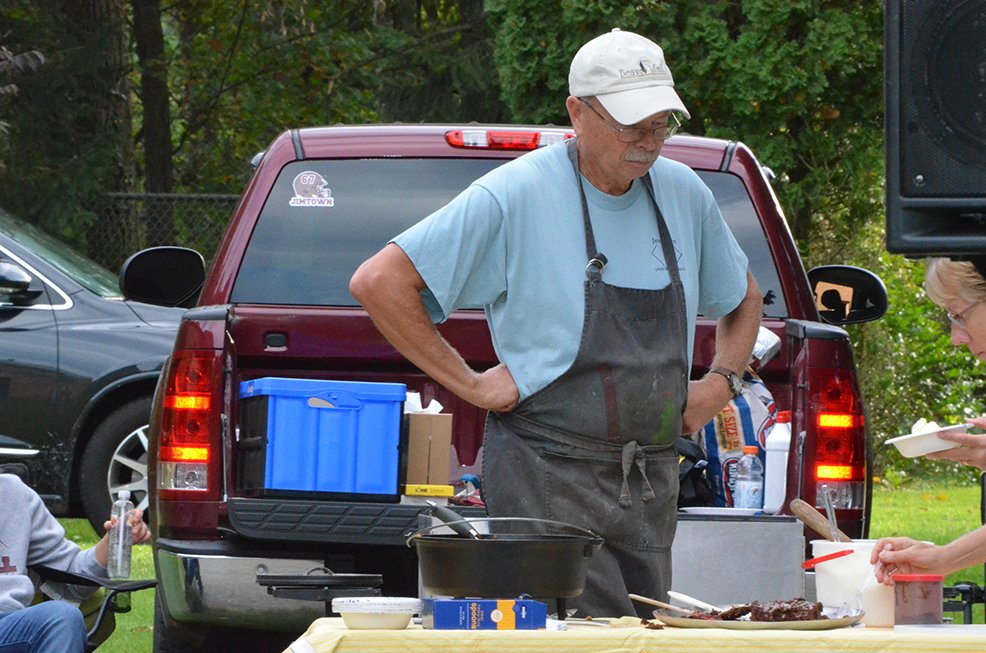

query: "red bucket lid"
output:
891 573 945 582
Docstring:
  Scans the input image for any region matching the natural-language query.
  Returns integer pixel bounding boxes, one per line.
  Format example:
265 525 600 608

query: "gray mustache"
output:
625 151 658 164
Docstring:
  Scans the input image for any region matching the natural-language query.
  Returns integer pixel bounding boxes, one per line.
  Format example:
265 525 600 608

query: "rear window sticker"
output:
290 171 335 207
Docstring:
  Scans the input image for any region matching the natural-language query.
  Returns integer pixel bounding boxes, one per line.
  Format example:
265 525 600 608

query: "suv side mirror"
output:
0 261 43 305
120 247 206 309
808 265 888 325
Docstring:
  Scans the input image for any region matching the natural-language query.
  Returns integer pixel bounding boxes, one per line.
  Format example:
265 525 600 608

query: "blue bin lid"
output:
239 377 406 401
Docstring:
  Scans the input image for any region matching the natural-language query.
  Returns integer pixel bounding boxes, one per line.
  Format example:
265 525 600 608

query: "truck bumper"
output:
155 538 324 632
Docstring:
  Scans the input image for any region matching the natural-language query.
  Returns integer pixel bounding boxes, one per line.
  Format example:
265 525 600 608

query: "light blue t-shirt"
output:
393 141 750 400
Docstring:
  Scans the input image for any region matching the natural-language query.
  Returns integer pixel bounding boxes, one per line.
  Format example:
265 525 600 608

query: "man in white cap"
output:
351 29 762 618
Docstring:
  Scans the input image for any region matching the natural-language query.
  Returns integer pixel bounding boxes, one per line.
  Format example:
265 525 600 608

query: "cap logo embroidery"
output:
618 59 668 80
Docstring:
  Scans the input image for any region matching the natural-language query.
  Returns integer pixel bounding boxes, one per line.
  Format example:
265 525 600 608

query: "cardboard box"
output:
422 599 547 630
405 413 452 486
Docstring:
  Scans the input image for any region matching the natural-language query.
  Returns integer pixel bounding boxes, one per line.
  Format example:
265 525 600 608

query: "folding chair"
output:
1 463 157 649
31 564 157 652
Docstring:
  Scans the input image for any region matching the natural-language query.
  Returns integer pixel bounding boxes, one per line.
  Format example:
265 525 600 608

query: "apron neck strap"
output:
566 138 601 265
639 171 681 282
566 137 681 284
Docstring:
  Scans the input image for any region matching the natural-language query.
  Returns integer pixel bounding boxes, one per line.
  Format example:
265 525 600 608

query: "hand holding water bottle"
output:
95 493 151 577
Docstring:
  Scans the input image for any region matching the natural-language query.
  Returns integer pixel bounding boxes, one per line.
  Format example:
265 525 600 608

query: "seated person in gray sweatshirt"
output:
0 472 151 653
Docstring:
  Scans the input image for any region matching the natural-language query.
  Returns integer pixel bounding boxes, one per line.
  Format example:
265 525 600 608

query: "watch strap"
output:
709 367 742 397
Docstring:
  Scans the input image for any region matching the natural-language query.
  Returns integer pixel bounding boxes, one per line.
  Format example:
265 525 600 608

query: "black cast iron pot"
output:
406 517 604 600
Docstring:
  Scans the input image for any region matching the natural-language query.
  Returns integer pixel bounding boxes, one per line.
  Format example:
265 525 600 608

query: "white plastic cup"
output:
811 539 894 627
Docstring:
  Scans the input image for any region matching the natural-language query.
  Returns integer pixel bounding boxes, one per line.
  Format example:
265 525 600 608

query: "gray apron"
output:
483 138 689 619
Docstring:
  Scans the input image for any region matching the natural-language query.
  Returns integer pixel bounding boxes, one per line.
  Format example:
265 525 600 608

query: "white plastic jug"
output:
763 411 791 514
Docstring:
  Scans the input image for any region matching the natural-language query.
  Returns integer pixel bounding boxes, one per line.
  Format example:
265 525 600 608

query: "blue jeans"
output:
0 601 87 653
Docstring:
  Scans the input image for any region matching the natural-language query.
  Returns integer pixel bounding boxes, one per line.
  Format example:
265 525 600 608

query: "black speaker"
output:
885 0 986 255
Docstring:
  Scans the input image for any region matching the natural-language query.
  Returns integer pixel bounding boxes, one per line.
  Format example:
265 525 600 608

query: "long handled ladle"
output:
790 498 852 542
628 593 693 615
425 500 481 539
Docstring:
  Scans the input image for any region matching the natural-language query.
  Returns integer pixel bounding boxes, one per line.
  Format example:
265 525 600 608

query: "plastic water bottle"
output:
763 411 792 514
733 445 764 510
107 491 134 579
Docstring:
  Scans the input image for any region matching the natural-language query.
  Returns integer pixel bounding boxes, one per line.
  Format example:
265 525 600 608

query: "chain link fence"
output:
86 193 241 270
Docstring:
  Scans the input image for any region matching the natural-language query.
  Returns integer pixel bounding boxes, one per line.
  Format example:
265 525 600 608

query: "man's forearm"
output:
711 271 762 375
682 272 763 432
350 244 482 401
351 243 523 412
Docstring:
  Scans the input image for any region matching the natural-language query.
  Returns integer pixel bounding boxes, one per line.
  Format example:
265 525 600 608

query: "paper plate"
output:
885 424 969 458
680 507 760 517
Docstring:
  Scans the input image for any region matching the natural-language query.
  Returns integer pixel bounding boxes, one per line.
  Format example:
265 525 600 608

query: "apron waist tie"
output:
619 441 657 508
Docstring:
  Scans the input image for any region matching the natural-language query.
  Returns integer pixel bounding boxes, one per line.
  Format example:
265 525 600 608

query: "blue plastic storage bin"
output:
238 377 406 498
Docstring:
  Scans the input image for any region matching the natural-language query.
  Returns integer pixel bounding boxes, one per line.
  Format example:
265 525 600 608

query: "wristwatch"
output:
709 367 743 398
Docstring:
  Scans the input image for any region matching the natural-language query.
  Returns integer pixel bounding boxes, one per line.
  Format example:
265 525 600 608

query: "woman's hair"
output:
924 258 986 307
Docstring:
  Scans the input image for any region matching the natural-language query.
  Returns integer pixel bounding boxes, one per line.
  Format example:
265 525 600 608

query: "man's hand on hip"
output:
469 363 520 413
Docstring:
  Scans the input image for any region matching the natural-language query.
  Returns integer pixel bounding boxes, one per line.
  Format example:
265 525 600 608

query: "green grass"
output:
869 480 985 623
53 480 986 649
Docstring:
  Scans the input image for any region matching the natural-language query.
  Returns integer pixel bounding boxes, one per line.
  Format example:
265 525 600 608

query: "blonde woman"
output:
872 257 986 584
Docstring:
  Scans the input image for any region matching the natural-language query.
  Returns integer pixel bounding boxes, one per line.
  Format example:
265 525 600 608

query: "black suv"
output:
0 208 183 531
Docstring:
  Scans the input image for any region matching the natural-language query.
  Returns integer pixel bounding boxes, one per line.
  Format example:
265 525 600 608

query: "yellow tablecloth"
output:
284 617 986 653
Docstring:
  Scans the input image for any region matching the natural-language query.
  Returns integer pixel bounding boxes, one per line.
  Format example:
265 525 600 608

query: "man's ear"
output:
566 96 584 135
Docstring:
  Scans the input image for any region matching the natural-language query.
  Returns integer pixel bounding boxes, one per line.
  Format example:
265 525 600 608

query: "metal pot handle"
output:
405 516 602 547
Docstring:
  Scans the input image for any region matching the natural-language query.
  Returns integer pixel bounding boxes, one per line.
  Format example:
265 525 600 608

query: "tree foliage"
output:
489 0 884 252
0 0 505 202
488 0 983 480
0 46 44 97
0 0 980 479
0 0 140 265
844 221 986 481
0 45 44 167
163 0 505 192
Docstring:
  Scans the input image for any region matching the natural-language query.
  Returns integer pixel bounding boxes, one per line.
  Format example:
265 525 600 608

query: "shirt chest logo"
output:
651 238 683 272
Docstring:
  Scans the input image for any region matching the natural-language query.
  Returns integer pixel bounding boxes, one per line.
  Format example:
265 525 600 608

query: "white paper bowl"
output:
885 424 969 458
331 597 422 630
338 612 413 630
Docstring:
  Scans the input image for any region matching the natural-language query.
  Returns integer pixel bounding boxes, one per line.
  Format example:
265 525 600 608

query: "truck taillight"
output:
809 370 866 511
445 129 573 150
158 351 222 495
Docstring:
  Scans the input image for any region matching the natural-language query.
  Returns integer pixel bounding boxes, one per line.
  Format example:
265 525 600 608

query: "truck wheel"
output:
153 593 296 653
79 397 152 534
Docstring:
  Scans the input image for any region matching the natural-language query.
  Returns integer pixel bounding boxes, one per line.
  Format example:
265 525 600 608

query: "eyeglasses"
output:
579 98 681 143
947 302 979 330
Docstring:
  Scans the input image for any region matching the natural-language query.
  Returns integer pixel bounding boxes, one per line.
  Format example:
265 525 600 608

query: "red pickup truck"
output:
121 124 887 652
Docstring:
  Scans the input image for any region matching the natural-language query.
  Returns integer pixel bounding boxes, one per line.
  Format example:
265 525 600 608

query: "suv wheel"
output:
79 397 151 533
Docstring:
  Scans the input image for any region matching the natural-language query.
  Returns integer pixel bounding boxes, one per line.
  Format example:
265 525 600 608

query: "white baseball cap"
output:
569 28 690 125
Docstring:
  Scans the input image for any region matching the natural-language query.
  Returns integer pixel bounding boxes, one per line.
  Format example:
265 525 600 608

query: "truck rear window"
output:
231 159 786 317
